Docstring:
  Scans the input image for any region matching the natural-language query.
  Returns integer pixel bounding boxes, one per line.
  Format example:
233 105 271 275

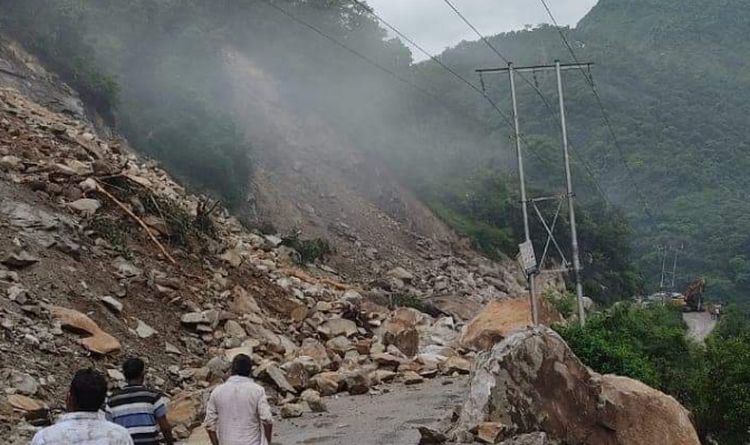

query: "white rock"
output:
100 296 123 314
135 319 157 339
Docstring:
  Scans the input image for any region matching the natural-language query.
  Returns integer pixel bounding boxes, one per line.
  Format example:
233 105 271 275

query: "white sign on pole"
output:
518 240 538 275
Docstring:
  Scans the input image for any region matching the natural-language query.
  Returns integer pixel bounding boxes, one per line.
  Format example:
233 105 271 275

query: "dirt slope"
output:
0 38 535 444
222 49 467 282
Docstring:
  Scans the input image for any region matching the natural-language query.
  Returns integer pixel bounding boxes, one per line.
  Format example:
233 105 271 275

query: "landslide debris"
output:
0 46 536 443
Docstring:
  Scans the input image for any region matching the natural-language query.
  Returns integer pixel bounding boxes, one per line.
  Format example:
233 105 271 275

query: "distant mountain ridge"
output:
416 0 750 302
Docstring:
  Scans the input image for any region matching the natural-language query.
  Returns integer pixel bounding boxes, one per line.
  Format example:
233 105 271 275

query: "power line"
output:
337 0 558 170
350 0 510 123
441 0 558 113
441 0 612 206
539 0 655 218
256 0 476 125
259 0 559 179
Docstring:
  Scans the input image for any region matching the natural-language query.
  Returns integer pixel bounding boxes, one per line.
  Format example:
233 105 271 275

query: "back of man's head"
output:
70 369 107 412
231 354 252 377
122 357 146 381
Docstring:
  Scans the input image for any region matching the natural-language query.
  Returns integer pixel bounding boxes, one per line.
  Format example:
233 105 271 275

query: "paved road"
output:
683 312 717 342
274 376 468 445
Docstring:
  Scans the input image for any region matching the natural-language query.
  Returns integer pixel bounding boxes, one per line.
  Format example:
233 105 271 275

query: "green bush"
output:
557 304 750 444
281 232 333 264
390 293 427 312
543 289 577 320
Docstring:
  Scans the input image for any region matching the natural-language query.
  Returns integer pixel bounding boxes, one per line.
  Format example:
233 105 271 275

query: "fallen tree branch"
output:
94 180 177 264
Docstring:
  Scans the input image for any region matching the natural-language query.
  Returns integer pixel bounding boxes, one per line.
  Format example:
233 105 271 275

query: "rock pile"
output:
0 78 535 444
447 327 701 445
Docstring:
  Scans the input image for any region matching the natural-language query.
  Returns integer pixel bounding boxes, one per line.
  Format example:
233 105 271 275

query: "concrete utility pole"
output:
476 61 593 325
660 245 668 292
508 63 539 325
555 60 586 325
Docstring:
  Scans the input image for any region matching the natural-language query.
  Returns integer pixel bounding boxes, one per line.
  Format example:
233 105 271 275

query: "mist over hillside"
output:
415 0 750 302
2 0 748 304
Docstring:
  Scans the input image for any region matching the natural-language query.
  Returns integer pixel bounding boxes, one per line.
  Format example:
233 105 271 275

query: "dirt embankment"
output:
0 38 532 445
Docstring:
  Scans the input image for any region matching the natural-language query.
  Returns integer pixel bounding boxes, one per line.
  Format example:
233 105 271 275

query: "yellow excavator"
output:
670 278 706 312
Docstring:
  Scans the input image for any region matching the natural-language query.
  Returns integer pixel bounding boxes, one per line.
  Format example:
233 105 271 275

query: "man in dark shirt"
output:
106 358 174 445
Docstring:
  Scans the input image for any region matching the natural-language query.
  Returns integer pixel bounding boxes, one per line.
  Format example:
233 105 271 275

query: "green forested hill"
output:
411 0 750 302
1 0 747 304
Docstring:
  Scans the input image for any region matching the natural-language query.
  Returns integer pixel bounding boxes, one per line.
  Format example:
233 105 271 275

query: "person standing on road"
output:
31 368 133 445
105 357 174 445
204 354 273 445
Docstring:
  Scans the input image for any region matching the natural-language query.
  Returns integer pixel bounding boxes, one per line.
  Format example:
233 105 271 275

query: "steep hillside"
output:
0 37 538 443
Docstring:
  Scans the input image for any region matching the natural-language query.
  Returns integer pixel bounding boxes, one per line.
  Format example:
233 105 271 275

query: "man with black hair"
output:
31 368 133 445
105 357 174 445
205 354 273 445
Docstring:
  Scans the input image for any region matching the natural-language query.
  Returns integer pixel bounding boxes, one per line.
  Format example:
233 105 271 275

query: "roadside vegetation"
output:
555 304 750 444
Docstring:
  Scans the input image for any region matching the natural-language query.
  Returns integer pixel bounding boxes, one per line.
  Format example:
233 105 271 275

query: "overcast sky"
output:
365 0 598 60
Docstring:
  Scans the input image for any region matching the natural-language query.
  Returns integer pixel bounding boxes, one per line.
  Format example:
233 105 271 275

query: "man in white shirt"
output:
31 368 133 445
205 354 273 445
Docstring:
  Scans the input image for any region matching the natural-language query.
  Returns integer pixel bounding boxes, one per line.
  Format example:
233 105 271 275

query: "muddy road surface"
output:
274 376 468 445
683 312 717 342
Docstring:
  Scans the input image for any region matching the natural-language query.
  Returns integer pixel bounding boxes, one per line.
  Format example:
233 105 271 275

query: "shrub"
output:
281 232 333 264
390 293 427 312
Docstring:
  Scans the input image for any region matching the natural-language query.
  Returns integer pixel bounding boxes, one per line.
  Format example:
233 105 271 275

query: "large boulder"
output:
459 298 560 351
455 327 700 445
167 390 206 431
48 306 121 355
381 308 423 357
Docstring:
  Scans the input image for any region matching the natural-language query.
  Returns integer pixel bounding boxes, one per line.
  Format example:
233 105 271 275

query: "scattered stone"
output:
224 320 246 339
4 370 39 395
388 267 415 282
7 394 46 413
319 318 358 338
7 285 28 304
300 389 327 413
326 336 354 355
282 360 310 392
0 155 22 171
442 356 472 375
402 371 424 385
0 269 19 282
369 369 397 384
231 287 261 314
68 198 101 216
476 422 508 444
311 372 342 396
418 426 448 444
266 365 297 394
112 257 142 278
99 296 123 314
107 369 126 382
49 306 121 355
135 319 157 339
280 403 305 418
167 391 204 429
219 248 243 268
344 371 371 395
181 312 210 325
298 339 331 370
206 357 230 378
2 250 39 269
165 342 182 355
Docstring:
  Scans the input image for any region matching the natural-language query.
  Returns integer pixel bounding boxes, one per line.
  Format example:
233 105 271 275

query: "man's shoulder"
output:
32 417 131 443
215 377 265 394
108 385 164 405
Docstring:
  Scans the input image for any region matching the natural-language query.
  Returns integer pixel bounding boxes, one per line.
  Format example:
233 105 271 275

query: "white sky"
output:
365 0 598 60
